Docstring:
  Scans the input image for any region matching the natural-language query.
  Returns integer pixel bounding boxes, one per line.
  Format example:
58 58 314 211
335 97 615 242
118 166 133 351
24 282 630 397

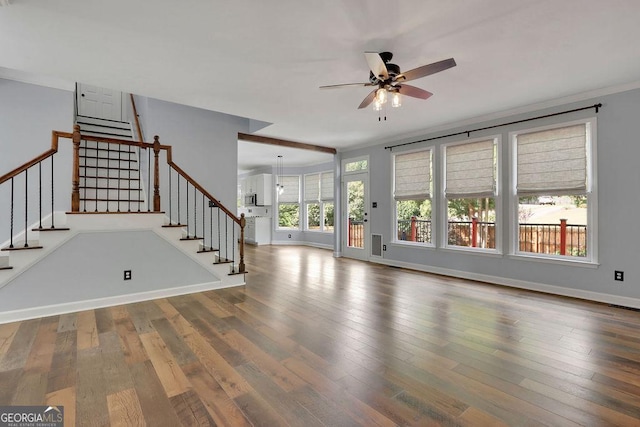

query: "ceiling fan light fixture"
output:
373 99 382 111
375 88 387 104
391 91 402 108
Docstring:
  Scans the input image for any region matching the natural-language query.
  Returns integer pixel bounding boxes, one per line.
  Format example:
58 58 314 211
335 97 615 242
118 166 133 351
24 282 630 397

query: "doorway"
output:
77 84 123 121
342 168 369 260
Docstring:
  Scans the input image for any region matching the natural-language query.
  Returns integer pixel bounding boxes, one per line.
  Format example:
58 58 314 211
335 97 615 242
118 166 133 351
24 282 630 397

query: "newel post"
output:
153 135 161 212
71 125 81 212
239 213 246 273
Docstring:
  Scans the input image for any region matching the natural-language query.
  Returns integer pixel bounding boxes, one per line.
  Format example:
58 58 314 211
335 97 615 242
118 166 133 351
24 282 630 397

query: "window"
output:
304 171 334 232
278 175 300 229
345 159 368 172
444 138 498 250
393 149 432 244
513 121 594 260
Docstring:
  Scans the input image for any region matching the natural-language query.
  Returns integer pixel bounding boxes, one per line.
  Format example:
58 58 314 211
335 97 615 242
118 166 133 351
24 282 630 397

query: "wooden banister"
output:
130 94 144 143
0 130 71 186
71 125 81 211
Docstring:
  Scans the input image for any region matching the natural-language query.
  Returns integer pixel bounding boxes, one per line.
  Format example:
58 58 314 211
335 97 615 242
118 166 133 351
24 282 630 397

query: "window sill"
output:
390 240 435 249
507 253 599 268
440 246 503 258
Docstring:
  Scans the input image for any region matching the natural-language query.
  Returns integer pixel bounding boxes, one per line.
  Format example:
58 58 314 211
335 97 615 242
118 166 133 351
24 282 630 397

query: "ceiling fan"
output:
320 52 456 110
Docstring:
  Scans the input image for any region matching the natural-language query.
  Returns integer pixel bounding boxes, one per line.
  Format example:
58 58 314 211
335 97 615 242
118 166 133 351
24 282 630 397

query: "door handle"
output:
364 219 368 222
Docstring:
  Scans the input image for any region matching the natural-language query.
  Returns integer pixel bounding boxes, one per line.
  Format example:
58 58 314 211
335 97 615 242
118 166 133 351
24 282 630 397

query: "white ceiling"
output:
2 0 640 159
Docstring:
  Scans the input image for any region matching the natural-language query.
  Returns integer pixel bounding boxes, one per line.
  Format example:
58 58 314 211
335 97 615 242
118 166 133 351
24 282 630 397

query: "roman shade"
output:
516 124 587 194
278 176 300 203
304 173 320 201
445 139 495 198
394 149 431 200
321 172 334 201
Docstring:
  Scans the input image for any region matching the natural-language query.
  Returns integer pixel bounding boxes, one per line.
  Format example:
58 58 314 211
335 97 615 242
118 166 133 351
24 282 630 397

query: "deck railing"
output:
394 217 587 257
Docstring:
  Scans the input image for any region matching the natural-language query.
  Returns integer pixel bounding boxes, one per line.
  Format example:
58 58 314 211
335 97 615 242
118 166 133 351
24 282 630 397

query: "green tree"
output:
347 181 364 221
278 204 299 228
307 203 320 228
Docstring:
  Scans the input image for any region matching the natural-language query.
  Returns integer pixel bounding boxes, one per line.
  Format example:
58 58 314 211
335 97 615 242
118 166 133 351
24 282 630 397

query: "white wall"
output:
0 79 74 244
340 88 640 304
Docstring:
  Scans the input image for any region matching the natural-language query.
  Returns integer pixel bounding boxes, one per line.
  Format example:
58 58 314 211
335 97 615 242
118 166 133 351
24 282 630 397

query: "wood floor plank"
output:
0 321 21 361
11 371 48 405
46 330 77 394
2 245 640 426
99 331 134 395
76 310 99 350
0 318 41 371
46 386 76 427
113 310 148 365
94 307 115 334
107 388 145 427
138 331 191 398
23 316 58 373
76 347 109 426
130 360 181 427
169 389 217 426
182 360 252 427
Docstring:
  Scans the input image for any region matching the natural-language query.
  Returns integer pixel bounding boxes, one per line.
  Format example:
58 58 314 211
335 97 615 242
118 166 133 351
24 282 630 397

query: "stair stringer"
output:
0 212 74 289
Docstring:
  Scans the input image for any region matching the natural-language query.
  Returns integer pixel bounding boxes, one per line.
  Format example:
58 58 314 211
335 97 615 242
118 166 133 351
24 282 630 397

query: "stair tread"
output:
2 245 44 251
31 227 71 232
80 198 144 202
81 165 139 171
81 176 141 181
0 266 14 271
214 259 233 264
162 224 185 228
79 186 142 190
180 236 203 241
197 248 219 253
80 155 138 162
66 211 165 215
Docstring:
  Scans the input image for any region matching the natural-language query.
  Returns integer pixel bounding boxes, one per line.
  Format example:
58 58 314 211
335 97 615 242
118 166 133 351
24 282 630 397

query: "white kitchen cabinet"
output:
255 174 272 205
244 216 271 245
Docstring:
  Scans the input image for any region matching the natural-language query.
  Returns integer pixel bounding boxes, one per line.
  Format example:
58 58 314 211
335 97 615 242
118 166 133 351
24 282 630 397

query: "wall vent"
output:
371 234 383 257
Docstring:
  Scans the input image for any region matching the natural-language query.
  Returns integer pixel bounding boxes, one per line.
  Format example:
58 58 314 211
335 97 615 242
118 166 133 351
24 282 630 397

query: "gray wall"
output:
144 98 249 213
0 79 74 244
341 88 640 303
0 230 219 312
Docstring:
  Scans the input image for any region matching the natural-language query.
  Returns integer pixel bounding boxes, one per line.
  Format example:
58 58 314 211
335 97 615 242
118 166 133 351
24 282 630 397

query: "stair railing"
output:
70 126 246 274
0 130 73 249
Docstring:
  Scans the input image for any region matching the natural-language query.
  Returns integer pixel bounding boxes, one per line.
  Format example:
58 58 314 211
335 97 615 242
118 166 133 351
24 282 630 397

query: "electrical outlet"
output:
383 244 387 251
614 271 624 281
124 270 132 280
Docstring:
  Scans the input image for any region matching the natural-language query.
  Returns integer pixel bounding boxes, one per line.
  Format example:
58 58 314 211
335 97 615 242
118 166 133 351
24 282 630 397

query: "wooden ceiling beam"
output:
238 132 336 155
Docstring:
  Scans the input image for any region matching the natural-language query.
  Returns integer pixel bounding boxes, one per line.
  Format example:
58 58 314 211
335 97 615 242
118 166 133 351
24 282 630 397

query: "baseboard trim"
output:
0 280 242 325
270 240 333 250
370 258 640 309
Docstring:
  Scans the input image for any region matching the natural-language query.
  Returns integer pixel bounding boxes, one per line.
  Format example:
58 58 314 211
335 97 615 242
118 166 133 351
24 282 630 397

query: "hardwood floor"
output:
2 245 640 426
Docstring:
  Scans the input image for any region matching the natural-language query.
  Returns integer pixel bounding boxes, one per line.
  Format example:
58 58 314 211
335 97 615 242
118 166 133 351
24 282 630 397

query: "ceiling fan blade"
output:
358 89 377 109
364 52 389 81
319 82 374 89
398 85 433 100
396 58 456 83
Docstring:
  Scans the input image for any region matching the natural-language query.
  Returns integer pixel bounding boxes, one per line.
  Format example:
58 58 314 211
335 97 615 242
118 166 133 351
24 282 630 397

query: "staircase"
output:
75 116 146 212
0 117 247 324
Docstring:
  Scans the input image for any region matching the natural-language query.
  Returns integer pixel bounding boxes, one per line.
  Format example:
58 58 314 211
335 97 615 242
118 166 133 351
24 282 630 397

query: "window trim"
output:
391 147 434 246
303 171 334 233
276 175 301 230
440 135 502 253
342 155 369 176
509 117 598 264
